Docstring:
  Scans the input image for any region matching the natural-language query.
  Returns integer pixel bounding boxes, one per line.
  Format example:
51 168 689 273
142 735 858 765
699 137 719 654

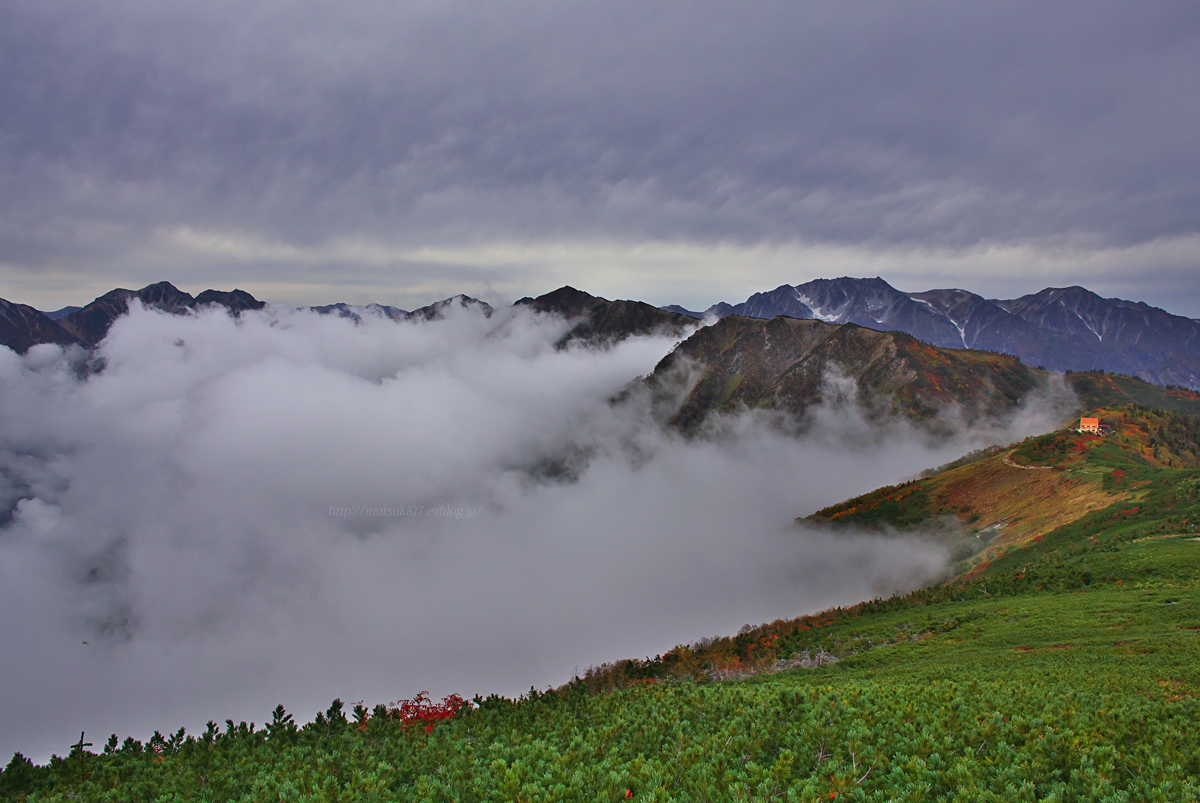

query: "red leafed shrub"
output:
1111 470 1125 482
388 692 467 731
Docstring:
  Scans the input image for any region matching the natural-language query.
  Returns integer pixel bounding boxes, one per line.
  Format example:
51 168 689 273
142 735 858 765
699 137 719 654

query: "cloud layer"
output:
2 1 1199 311
0 304 1074 760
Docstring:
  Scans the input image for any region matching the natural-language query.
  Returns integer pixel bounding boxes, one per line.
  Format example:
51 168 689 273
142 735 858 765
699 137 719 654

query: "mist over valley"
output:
0 293 1082 760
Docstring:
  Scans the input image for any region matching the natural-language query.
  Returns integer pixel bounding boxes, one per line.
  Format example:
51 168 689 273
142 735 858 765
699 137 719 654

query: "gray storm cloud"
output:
0 302 1075 761
12 0 1192 246
2 1 1200 312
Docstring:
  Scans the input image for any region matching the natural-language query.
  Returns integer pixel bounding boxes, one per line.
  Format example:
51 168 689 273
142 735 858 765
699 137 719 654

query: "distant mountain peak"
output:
408 295 495 321
516 286 599 318
519 286 694 345
0 282 270 352
678 276 1200 390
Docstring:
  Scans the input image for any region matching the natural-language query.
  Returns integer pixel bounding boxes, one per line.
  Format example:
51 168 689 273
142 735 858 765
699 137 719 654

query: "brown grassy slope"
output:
801 404 1200 575
926 447 1125 558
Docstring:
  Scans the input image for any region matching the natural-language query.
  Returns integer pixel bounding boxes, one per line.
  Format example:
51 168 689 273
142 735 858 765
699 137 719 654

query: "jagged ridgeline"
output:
640 312 1200 435
0 281 266 353
0 282 696 355
666 277 1200 391
8 276 1200 393
646 315 1046 433
514 285 696 345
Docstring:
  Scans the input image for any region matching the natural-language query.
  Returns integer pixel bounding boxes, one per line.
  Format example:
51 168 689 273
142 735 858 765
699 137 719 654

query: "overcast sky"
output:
2 1 1199 314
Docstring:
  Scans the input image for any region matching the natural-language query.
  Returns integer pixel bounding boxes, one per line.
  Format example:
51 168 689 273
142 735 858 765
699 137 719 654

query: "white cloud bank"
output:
0 303 1069 760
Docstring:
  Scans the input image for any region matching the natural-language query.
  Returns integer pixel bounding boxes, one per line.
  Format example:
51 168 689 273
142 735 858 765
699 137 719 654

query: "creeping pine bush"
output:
4 675 1199 802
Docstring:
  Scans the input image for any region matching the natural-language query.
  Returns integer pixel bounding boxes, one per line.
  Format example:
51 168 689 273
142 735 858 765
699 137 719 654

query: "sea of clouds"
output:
0 301 1076 760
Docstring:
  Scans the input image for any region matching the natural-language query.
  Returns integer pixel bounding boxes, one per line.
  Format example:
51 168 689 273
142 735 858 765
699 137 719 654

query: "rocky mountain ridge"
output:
515 285 695 345
0 283 691 355
6 279 1200 397
666 277 1200 389
646 315 1049 434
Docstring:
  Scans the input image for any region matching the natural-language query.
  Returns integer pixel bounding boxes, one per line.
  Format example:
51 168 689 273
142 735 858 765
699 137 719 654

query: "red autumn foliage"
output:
387 692 467 732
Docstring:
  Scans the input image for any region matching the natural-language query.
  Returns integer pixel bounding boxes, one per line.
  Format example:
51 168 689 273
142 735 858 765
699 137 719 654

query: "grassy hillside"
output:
5 407 1200 801
805 404 1200 577
1066 370 1200 415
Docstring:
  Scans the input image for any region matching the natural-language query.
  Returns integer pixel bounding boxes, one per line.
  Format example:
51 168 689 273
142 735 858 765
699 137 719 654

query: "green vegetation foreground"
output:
4 406 1200 801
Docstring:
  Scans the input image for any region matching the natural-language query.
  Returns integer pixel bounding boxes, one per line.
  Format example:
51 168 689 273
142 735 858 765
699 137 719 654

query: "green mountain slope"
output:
1065 370 1200 414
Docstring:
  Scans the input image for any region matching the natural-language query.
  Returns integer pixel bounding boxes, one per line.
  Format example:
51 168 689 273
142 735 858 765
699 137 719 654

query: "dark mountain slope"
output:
658 304 703 319
908 288 1051 356
409 294 494 321
1150 352 1200 392
517 286 695 345
59 282 191 346
997 285 1200 358
649 310 1200 434
43 305 81 321
308 303 410 323
56 281 264 347
650 315 1044 433
0 298 79 353
193 289 267 315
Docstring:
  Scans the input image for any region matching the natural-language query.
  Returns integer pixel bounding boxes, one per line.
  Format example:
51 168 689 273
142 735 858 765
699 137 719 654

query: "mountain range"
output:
0 281 266 352
0 281 697 357
4 279 1200 409
663 277 1200 390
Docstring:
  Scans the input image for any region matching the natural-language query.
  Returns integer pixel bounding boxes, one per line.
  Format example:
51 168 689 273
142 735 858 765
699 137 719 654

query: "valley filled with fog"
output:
0 303 1076 760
